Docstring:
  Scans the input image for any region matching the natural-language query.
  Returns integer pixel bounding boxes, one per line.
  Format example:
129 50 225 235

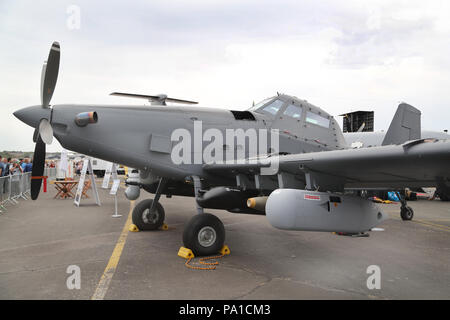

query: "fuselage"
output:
14 94 347 186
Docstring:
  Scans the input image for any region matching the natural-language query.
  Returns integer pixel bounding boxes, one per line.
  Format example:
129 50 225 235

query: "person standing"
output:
1 157 10 195
7 158 12 174
3 158 10 176
26 158 33 172
20 158 28 172
76 161 82 175
9 160 22 198
0 156 4 177
10 160 23 175
0 156 3 196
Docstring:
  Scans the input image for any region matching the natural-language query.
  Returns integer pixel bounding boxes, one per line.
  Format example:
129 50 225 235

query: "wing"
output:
203 139 450 191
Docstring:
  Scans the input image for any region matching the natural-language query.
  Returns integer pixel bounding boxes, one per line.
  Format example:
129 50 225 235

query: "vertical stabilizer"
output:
381 103 421 145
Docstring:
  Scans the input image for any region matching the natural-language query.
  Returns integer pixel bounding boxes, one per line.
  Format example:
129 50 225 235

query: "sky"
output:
1 0 449 152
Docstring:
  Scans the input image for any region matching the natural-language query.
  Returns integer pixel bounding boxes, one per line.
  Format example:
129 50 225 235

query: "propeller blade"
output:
40 61 47 107
41 42 60 108
38 118 53 144
30 135 46 200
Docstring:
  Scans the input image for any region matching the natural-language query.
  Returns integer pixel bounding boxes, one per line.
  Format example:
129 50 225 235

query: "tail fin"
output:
381 103 421 145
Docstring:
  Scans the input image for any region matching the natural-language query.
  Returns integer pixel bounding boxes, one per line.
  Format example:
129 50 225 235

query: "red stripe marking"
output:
304 194 321 200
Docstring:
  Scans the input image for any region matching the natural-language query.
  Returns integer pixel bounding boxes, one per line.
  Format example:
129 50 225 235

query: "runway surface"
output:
0 183 449 299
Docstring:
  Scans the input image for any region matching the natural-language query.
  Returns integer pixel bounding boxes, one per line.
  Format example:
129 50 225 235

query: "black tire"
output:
132 199 165 230
400 206 414 221
183 213 225 256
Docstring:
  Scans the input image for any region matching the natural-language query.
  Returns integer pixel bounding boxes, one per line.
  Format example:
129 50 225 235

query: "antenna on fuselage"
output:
110 92 198 106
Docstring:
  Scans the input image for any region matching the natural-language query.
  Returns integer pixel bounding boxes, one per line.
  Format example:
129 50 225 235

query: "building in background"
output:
339 110 374 133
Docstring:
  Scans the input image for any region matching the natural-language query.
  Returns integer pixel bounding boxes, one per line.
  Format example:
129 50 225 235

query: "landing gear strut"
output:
132 178 168 230
397 191 414 221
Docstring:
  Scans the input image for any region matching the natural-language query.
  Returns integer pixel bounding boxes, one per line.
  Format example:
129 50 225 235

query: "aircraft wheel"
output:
400 206 414 221
183 213 225 256
132 199 165 230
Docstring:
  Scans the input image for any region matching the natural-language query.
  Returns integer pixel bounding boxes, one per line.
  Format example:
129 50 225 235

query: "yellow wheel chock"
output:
179 245 231 270
129 224 139 232
219 245 231 255
161 223 169 231
178 247 195 259
178 245 231 260
129 224 168 232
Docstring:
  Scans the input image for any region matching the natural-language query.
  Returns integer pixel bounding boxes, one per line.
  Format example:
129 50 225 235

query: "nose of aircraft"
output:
13 105 51 129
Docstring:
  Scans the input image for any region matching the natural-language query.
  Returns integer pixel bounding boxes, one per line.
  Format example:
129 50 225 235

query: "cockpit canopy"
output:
248 94 347 150
248 95 331 129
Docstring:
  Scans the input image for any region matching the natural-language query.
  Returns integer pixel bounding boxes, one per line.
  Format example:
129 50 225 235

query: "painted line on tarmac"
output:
91 200 135 300
390 215 450 233
413 219 450 232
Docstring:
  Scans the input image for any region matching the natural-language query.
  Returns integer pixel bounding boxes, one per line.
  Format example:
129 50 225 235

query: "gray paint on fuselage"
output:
14 94 348 185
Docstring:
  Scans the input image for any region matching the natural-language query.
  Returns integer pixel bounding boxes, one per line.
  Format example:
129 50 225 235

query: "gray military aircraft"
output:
14 42 450 256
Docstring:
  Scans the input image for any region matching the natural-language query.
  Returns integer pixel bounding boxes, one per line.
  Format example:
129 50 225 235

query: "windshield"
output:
261 99 284 115
249 98 285 116
248 97 273 111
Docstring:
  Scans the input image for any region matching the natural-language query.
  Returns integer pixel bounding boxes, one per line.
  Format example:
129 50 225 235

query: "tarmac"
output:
0 182 449 300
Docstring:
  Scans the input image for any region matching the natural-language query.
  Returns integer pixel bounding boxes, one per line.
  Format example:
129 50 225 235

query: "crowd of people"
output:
0 156 33 177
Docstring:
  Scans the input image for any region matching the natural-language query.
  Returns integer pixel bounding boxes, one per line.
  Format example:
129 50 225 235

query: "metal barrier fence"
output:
0 172 32 213
44 167 57 180
0 169 59 213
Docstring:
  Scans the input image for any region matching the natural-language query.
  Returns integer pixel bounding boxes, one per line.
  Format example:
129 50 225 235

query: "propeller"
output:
31 41 60 200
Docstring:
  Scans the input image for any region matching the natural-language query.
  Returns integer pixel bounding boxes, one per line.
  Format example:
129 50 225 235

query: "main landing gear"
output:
131 176 226 256
182 175 226 256
183 213 225 256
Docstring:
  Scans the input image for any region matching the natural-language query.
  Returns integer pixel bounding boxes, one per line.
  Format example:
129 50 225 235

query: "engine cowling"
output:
266 189 386 233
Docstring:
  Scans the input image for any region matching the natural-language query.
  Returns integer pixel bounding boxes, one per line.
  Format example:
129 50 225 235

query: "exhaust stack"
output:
247 196 268 212
75 111 98 127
